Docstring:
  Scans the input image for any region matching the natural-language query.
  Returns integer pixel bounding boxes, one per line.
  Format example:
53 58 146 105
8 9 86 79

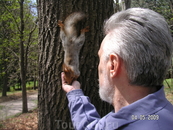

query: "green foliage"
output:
163 79 173 104
0 0 38 94
131 0 173 25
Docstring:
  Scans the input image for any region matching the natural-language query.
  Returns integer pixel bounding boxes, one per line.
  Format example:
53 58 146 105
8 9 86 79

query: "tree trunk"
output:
37 0 113 129
2 72 8 97
19 0 28 113
33 73 37 90
2 50 8 97
170 0 173 13
123 0 131 10
113 0 131 12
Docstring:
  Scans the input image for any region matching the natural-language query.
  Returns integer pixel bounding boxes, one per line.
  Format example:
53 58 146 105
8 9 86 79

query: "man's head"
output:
98 8 173 103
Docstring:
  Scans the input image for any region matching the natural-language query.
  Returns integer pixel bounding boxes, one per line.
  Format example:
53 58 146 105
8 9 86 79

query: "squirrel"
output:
58 12 89 84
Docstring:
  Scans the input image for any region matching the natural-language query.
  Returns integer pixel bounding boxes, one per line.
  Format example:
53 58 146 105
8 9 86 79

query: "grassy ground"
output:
0 90 38 103
0 81 38 103
0 81 38 96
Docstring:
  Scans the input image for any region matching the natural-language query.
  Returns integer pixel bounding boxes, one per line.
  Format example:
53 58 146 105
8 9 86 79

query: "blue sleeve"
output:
67 89 101 130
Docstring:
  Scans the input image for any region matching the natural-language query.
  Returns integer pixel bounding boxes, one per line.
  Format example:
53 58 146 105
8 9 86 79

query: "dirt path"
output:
0 93 38 120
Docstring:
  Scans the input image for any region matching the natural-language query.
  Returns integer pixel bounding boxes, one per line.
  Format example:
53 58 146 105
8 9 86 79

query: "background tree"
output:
113 0 131 12
37 0 114 129
0 0 38 113
0 0 17 97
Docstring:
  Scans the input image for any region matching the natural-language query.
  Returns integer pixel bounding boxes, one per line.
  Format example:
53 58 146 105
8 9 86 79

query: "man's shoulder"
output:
117 112 173 130
154 102 173 130
119 103 173 130
99 97 173 130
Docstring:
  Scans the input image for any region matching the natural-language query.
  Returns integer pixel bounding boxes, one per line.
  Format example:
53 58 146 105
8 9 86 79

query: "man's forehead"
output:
98 41 104 56
98 34 109 56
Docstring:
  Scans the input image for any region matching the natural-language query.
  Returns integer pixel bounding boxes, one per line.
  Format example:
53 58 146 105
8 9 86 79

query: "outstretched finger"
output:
61 72 66 84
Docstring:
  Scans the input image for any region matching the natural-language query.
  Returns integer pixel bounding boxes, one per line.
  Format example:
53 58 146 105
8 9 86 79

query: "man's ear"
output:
109 53 121 78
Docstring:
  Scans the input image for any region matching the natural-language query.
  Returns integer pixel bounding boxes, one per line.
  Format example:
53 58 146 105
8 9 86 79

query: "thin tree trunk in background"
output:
37 0 113 129
114 0 131 12
19 0 28 113
2 49 8 97
170 0 173 13
124 0 131 9
2 73 8 97
33 73 37 90
2 50 8 97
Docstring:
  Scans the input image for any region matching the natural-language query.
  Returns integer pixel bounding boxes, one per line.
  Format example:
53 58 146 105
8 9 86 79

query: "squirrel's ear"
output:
58 20 64 28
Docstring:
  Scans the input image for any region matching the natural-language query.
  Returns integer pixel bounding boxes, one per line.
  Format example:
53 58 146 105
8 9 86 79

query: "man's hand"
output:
61 72 81 93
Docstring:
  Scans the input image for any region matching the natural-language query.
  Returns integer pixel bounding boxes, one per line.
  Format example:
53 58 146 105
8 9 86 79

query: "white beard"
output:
99 71 115 104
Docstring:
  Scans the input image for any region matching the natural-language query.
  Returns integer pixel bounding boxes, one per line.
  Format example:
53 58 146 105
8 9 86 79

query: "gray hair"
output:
103 8 173 87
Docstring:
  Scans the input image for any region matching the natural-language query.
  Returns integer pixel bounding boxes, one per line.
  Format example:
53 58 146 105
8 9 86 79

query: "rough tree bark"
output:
37 0 114 129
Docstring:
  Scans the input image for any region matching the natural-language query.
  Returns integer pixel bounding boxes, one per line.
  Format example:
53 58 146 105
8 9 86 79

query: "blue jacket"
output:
67 87 173 130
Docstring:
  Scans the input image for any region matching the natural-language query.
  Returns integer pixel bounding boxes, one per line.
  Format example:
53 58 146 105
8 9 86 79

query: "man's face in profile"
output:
98 36 115 104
